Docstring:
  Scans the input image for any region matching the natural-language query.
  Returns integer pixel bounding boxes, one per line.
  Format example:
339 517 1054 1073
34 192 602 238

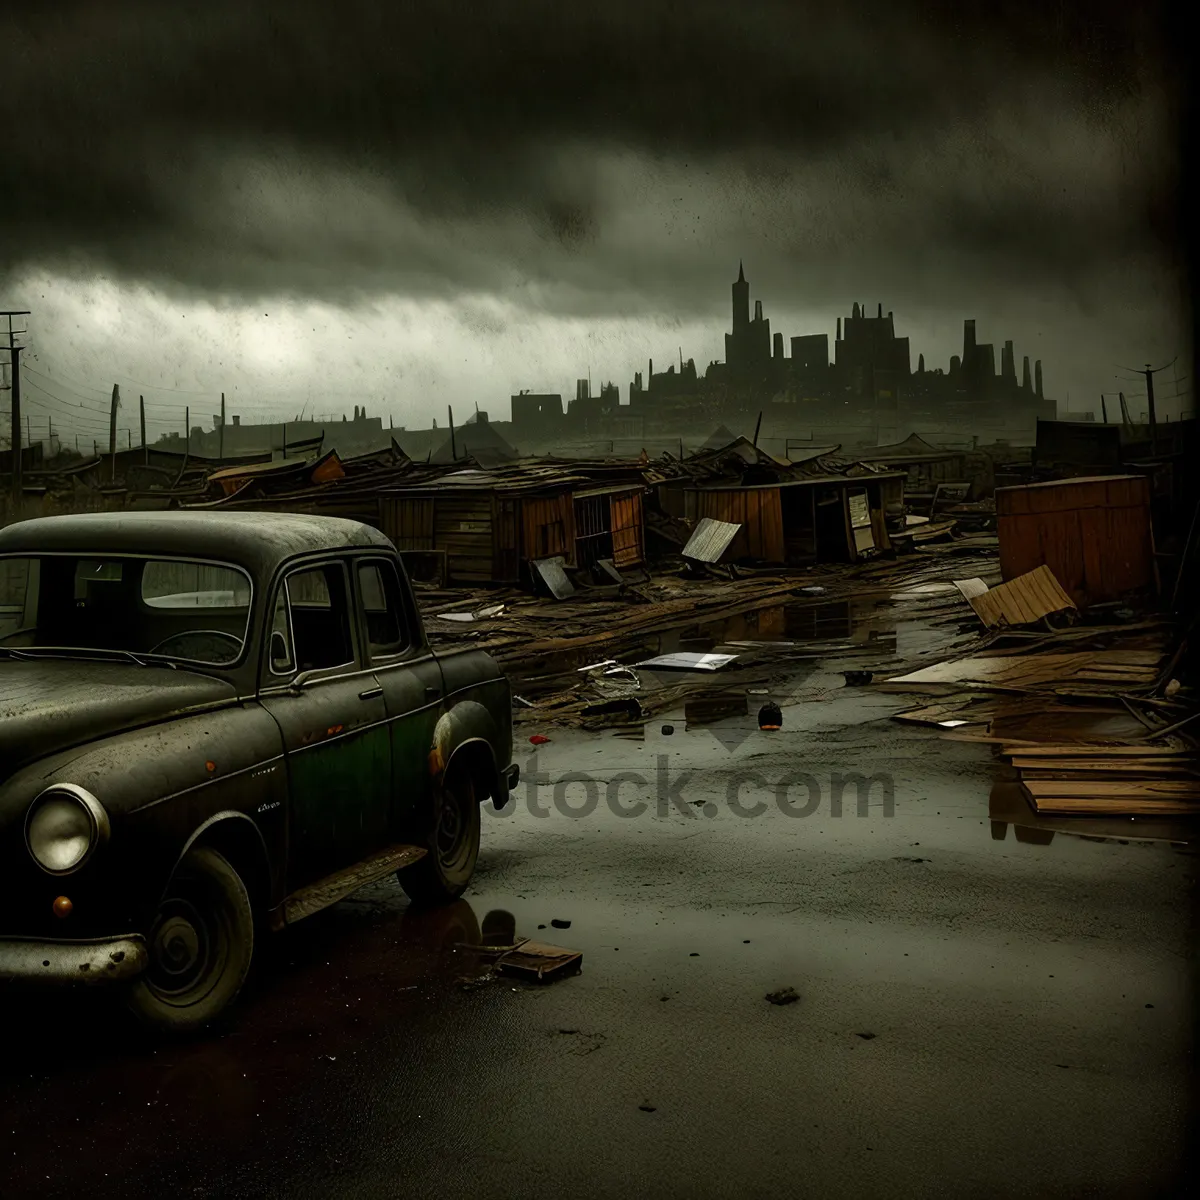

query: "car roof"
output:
0 511 395 579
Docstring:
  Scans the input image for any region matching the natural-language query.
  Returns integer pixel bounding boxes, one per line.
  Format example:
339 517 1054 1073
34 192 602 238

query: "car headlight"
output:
25 785 110 875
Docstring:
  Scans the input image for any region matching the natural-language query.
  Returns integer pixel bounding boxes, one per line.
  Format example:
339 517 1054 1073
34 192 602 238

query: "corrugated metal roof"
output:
682 517 742 563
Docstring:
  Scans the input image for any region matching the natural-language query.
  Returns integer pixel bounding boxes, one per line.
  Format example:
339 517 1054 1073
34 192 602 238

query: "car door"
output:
259 558 392 890
350 556 445 832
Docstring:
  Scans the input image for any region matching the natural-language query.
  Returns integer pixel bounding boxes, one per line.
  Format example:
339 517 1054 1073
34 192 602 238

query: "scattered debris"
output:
497 942 583 983
550 919 572 929
581 698 644 720
1001 742 1200 816
455 934 583 986
639 1105 657 1113
765 987 800 1006
661 724 675 735
636 651 739 672
682 517 743 564
843 670 873 686
528 734 552 745
531 555 575 600
886 647 1164 691
856 1032 877 1040
758 701 782 730
594 558 625 586
952 565 1076 629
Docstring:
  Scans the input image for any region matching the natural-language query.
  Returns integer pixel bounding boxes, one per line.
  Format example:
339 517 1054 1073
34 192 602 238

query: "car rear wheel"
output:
126 846 254 1034
398 769 481 907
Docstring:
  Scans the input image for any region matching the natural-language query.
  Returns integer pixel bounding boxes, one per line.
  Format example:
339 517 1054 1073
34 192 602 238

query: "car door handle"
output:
425 686 441 700
358 686 384 700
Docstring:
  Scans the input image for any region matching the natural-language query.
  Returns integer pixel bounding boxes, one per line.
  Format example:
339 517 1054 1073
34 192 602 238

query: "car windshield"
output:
0 554 253 667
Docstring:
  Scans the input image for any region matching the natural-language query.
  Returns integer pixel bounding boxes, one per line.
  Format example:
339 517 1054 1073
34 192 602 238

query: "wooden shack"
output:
680 473 902 565
996 474 1155 606
378 464 646 585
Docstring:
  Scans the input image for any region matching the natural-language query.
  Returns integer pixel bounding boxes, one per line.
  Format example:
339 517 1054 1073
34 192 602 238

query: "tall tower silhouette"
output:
732 261 749 331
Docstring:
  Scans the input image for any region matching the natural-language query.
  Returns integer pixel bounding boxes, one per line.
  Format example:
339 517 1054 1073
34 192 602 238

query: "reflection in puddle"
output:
657 597 891 656
684 694 749 727
988 781 1196 848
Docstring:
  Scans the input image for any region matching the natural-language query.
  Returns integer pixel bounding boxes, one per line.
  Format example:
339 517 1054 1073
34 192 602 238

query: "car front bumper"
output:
0 935 148 987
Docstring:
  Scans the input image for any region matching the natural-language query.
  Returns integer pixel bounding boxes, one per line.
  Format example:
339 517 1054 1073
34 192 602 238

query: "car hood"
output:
0 659 238 784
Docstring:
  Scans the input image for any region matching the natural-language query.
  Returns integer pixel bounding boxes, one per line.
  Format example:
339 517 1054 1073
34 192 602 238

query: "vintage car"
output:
0 511 518 1031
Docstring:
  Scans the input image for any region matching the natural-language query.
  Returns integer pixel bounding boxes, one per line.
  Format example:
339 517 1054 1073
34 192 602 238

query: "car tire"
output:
126 845 255 1034
398 768 481 907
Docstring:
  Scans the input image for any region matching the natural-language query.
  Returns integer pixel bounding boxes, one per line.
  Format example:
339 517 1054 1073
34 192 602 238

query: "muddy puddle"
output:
512 594 925 698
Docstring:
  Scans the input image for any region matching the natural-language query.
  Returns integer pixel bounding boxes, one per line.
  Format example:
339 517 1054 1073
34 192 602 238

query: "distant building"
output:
512 260 1057 447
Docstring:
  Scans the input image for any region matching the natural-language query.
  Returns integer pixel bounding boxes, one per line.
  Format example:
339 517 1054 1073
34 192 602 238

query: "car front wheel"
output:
126 845 255 1034
398 769 481 907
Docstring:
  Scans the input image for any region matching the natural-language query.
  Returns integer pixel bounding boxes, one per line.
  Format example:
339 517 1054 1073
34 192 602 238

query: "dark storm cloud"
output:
0 0 1182 312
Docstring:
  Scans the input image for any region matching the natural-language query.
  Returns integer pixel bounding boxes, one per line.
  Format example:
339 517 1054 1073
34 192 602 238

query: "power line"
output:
19 375 111 415
20 363 112 401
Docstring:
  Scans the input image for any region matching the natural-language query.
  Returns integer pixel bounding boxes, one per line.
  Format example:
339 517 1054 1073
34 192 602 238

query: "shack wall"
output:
996 474 1154 605
688 488 785 562
609 489 645 568
378 496 435 551
432 493 495 583
522 493 575 565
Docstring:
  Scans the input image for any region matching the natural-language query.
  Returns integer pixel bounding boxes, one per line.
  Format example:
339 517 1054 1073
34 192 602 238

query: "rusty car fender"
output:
428 700 507 810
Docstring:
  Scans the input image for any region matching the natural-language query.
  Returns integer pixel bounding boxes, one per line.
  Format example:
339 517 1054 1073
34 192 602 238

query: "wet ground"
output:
2 591 1196 1198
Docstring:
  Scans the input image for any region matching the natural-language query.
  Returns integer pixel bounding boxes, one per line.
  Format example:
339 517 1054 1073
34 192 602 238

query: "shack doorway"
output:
573 494 614 569
814 487 855 562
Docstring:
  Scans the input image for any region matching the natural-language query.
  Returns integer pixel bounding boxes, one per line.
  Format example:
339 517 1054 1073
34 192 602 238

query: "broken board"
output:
496 941 583 982
635 651 739 672
951 564 1076 629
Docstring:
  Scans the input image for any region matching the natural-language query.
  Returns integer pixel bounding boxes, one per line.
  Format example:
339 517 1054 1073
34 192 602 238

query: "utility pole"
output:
2 310 30 500
109 384 120 481
140 396 147 463
1119 359 1176 456
448 406 457 460
219 392 226 461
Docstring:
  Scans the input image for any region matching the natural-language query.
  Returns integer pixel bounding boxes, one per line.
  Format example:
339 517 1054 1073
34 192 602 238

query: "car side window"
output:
356 559 410 661
268 588 295 675
282 563 356 674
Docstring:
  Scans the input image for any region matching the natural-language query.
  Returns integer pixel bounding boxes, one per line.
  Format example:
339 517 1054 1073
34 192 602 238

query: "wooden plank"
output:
1003 743 1191 758
1015 763 1198 777
1029 796 1200 816
1023 780 1200 799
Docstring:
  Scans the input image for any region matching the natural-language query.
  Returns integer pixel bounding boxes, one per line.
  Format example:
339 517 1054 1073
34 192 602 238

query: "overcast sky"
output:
0 0 1190 443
